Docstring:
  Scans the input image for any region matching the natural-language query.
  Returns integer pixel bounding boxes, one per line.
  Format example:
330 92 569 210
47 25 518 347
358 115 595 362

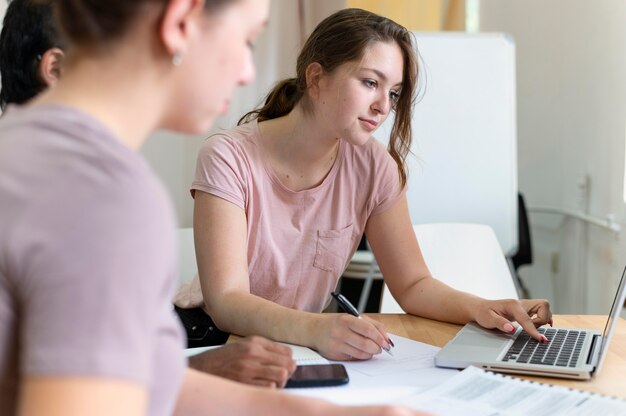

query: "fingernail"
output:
549 320 553 327
504 323 515 333
541 335 549 343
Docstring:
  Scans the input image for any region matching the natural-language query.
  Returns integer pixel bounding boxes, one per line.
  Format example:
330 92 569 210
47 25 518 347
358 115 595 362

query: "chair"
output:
177 227 197 286
342 250 383 313
508 192 532 298
380 223 519 313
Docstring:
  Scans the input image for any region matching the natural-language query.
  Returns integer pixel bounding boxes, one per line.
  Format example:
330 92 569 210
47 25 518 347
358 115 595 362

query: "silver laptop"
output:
435 266 626 380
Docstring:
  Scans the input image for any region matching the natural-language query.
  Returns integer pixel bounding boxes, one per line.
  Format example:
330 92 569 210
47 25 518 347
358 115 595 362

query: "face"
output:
314 40 404 146
174 0 269 133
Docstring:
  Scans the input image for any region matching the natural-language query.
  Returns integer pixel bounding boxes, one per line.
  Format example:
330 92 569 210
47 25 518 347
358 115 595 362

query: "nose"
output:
371 91 391 115
238 48 256 86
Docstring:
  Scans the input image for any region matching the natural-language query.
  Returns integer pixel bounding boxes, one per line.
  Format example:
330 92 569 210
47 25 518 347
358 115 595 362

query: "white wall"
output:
480 0 626 313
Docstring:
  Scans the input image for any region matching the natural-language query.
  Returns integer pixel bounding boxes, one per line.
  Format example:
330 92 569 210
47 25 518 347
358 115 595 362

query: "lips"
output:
358 118 378 131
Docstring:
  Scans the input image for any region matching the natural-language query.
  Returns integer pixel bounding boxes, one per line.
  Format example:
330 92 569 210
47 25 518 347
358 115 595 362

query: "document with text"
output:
399 366 626 416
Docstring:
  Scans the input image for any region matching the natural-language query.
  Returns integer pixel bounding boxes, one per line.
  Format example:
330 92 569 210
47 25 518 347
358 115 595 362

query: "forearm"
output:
175 368 331 416
206 290 323 347
398 276 484 324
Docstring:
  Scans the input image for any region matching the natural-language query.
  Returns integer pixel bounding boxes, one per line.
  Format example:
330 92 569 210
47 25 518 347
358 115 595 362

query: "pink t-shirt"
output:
177 120 404 312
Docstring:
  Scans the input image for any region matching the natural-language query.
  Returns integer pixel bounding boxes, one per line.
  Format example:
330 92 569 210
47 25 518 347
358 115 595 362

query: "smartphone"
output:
285 364 349 388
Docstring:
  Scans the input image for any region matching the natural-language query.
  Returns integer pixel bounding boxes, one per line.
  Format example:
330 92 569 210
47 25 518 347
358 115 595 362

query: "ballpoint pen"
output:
331 291 394 356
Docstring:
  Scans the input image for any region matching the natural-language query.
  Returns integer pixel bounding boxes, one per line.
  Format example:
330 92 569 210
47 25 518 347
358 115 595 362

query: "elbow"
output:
393 273 432 313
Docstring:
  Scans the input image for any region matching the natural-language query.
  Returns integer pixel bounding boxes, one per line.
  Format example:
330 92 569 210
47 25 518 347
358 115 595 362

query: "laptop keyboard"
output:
501 328 587 367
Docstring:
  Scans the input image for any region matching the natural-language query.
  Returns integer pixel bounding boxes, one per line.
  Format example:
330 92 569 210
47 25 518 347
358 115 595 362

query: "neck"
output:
257 105 341 192
34 50 170 151
261 105 339 167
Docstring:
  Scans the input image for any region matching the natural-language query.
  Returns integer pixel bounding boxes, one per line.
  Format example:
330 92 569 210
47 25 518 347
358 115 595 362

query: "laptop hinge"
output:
586 334 601 365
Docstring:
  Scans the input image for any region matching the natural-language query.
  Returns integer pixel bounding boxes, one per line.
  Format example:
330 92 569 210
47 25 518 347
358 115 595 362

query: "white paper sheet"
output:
286 335 459 403
398 366 626 416
339 334 441 376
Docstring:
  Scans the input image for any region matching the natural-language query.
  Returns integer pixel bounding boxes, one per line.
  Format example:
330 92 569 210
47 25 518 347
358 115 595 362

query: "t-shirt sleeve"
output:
17 178 173 384
369 143 407 216
190 133 248 210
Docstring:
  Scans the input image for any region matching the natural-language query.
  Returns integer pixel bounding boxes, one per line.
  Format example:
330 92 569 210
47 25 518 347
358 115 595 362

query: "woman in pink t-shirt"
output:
1 1 427 416
188 8 553 361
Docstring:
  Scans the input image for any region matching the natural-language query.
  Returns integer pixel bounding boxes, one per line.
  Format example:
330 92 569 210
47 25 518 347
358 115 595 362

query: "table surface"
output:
367 314 626 399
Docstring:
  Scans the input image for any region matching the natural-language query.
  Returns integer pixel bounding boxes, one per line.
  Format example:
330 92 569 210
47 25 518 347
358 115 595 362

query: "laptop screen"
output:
596 265 626 371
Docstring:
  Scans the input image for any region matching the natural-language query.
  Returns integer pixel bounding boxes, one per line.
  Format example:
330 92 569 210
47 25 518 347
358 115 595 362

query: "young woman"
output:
178 8 553 361
0 1 424 415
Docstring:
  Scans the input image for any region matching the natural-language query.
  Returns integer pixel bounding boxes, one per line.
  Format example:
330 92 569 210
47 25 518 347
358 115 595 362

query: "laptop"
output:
435 265 626 380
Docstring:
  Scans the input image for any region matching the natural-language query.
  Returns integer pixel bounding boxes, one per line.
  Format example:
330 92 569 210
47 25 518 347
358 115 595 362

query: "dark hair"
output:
54 0 238 47
0 0 64 109
240 8 419 188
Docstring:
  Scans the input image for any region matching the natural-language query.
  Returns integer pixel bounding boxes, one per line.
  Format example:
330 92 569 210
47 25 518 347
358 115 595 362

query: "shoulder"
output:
343 136 397 175
199 122 259 159
1 106 175 283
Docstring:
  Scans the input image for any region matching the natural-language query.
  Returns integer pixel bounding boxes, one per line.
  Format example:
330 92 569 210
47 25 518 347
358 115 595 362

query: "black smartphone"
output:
285 364 349 388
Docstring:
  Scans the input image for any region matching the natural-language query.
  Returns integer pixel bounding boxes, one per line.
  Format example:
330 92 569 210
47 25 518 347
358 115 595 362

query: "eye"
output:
390 91 400 103
362 79 377 89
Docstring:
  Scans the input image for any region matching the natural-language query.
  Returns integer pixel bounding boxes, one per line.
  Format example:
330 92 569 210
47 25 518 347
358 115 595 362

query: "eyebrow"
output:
361 67 403 88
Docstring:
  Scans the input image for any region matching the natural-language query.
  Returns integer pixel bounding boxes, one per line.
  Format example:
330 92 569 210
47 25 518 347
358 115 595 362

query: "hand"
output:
188 336 296 388
312 314 392 361
472 298 552 341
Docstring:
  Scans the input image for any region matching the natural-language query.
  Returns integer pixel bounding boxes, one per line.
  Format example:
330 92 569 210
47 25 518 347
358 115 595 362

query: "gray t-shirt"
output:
0 105 185 415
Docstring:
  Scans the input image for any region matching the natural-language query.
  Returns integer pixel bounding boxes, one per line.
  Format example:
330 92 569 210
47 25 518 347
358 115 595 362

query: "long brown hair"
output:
240 8 419 188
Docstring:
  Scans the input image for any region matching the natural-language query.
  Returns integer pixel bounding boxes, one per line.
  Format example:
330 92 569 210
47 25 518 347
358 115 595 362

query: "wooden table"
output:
368 314 626 399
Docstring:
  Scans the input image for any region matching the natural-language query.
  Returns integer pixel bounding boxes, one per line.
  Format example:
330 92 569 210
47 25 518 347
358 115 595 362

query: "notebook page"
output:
282 343 329 365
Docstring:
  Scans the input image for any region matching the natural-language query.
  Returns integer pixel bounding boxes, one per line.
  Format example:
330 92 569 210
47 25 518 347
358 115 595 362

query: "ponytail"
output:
238 77 304 125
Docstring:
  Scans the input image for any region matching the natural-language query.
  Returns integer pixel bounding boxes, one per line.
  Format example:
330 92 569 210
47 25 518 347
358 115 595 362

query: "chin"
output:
168 113 218 135
348 133 372 147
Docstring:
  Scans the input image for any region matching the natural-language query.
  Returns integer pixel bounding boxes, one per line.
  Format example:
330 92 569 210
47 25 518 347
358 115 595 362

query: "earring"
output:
172 51 183 66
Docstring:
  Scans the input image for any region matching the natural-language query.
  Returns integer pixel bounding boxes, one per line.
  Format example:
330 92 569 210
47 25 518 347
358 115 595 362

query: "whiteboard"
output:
375 32 518 254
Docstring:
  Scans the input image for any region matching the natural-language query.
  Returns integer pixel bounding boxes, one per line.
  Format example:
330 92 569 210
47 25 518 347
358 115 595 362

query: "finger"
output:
484 311 517 334
529 300 552 326
345 329 385 357
251 336 294 357
348 318 390 352
511 309 547 342
237 337 296 372
363 316 393 346
340 342 375 361
257 349 297 373
245 364 292 388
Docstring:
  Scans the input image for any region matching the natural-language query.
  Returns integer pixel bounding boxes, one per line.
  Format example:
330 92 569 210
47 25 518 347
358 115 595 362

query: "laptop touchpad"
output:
452 323 513 349
452 331 508 348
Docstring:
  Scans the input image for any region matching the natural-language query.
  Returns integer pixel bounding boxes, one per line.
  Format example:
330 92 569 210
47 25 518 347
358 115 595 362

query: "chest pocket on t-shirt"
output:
313 224 355 274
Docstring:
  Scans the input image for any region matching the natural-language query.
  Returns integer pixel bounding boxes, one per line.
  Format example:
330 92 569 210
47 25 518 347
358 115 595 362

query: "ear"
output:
159 0 206 60
38 47 64 87
305 62 325 99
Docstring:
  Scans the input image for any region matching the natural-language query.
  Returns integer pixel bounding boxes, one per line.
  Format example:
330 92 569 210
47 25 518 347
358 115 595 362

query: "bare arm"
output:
18 377 147 416
193 191 390 360
175 368 427 416
366 196 551 340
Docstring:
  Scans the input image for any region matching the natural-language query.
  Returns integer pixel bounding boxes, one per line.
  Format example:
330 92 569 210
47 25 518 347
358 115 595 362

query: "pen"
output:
331 291 394 356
